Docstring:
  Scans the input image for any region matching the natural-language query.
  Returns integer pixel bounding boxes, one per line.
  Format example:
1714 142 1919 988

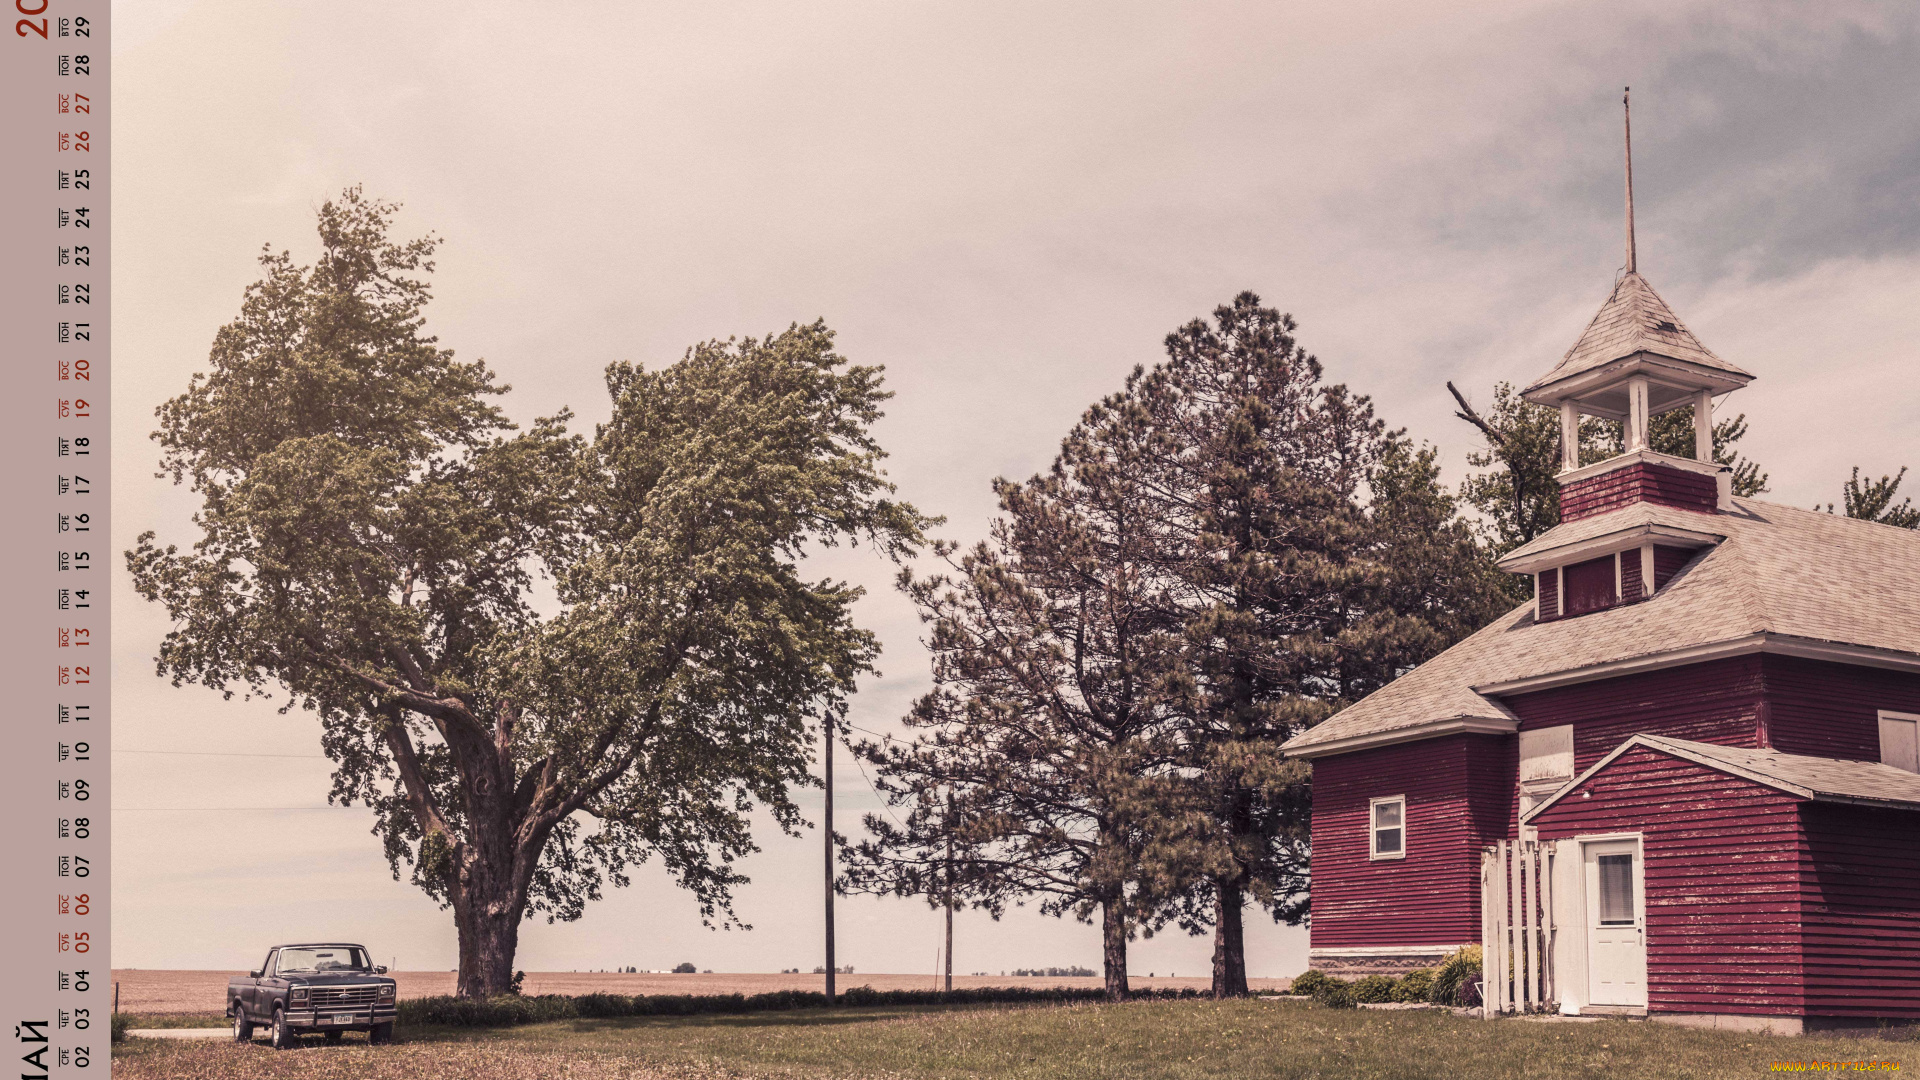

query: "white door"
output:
1584 839 1647 1007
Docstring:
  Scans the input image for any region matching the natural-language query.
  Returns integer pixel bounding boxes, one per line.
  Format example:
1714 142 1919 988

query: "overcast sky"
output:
111 1 1920 977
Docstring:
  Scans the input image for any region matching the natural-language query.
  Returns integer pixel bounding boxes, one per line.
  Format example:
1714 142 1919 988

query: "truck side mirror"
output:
375 966 388 974
249 970 262 978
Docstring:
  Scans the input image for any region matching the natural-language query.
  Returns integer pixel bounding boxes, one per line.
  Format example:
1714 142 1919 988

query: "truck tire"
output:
232 1006 253 1043
270 1006 298 1050
370 1022 394 1046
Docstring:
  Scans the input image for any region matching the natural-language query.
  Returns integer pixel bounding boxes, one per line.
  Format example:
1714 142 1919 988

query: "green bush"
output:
1428 945 1483 1006
1310 979 1356 1009
110 1014 129 1044
396 985 1205 1029
1287 969 1333 997
1391 968 1435 1003
1350 975 1397 1004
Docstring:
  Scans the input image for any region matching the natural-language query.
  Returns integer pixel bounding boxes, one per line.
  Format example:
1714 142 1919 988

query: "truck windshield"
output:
276 947 370 974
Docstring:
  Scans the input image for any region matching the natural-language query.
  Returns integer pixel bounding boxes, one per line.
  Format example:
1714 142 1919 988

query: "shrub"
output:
395 985 1205 1029
1310 979 1356 1009
672 962 697 974
1428 945 1483 1006
1391 969 1435 1003
1287 969 1333 997
1351 975 1397 1004
508 970 526 996
110 1014 128 1044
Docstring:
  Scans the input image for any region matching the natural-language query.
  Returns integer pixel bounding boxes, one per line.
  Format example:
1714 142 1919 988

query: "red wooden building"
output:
1281 122 1920 1034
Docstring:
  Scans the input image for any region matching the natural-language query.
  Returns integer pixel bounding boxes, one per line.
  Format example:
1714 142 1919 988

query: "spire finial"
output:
1624 86 1637 274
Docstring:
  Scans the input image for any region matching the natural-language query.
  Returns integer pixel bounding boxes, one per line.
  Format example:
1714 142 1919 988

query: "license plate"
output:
327 1014 351 1024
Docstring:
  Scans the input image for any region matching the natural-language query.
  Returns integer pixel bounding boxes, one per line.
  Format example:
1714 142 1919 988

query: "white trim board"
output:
1308 945 1472 958
1526 354 1750 418
1554 447 1727 486
1286 636 1920 761
1472 633 1920 697
1283 716 1517 760
1496 523 1720 575
1521 734 1920 822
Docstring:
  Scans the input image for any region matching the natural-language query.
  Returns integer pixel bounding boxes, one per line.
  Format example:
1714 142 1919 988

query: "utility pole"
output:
824 723 836 1004
944 791 955 993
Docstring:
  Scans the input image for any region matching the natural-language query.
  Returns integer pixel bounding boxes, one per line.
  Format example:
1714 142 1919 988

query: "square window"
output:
1369 796 1405 860
1562 554 1618 615
1596 853 1635 924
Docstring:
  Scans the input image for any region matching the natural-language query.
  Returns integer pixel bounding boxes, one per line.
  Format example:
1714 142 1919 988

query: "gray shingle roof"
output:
1525 735 1920 818
1496 499 1724 567
1523 272 1753 396
1284 498 1920 754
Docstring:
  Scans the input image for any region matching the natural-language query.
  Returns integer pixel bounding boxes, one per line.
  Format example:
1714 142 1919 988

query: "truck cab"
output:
227 942 398 1047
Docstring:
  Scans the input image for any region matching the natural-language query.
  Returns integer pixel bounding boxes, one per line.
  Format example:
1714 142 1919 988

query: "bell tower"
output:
1522 88 1754 522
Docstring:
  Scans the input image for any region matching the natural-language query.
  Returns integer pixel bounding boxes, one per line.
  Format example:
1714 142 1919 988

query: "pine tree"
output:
1133 295 1509 998
1129 294 1393 997
843 389 1211 1002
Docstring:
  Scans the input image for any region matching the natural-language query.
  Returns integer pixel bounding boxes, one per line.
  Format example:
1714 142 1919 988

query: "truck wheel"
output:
370 1022 394 1046
232 1007 253 1043
270 1007 298 1050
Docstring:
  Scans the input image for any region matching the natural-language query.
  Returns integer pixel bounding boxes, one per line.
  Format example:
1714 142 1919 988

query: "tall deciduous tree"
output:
128 188 928 997
1823 466 1920 528
843 390 1211 1002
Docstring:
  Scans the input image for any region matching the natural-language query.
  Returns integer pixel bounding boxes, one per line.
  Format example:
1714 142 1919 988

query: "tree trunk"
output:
449 800 534 999
452 878 524 998
1100 902 1130 1002
1211 875 1248 999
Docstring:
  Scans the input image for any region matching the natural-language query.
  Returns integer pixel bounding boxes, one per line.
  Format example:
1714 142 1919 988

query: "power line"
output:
115 749 329 759
116 806 349 811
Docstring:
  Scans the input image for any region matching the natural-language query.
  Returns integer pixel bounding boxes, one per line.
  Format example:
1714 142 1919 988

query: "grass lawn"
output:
114 997 1914 1079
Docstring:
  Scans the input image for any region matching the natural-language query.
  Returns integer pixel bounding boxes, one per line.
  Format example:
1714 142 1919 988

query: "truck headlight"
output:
290 988 308 1004
378 984 395 999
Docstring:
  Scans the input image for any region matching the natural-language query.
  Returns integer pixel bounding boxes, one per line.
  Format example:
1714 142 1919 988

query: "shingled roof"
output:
1283 498 1920 756
1523 272 1753 397
1523 735 1920 820
1496 498 1724 569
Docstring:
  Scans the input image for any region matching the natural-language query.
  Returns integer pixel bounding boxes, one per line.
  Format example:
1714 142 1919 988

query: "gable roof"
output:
1522 734 1920 820
1283 498 1920 757
1523 272 1753 398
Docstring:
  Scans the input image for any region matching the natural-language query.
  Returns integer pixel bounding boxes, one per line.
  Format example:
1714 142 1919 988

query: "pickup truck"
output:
227 942 398 1047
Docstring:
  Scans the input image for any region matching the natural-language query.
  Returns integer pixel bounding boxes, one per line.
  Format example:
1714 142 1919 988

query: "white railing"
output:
1481 839 1555 1016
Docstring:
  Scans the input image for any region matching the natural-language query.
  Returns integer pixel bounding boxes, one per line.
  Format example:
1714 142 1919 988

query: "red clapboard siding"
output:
1799 802 1920 1019
1532 746 1809 1017
1560 463 1718 522
1308 733 1512 949
1652 545 1694 590
1538 570 1559 620
1762 655 1920 762
1504 656 1765 773
1621 547 1646 603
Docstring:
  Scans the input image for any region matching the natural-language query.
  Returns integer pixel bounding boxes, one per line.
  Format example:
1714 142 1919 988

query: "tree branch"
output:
1446 381 1504 446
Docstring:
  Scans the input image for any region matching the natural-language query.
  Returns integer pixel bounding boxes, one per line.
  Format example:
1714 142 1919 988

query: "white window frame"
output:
1879 710 1920 774
1368 795 1407 861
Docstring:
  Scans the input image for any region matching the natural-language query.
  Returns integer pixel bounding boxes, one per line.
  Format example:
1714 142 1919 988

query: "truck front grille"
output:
308 985 382 1008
